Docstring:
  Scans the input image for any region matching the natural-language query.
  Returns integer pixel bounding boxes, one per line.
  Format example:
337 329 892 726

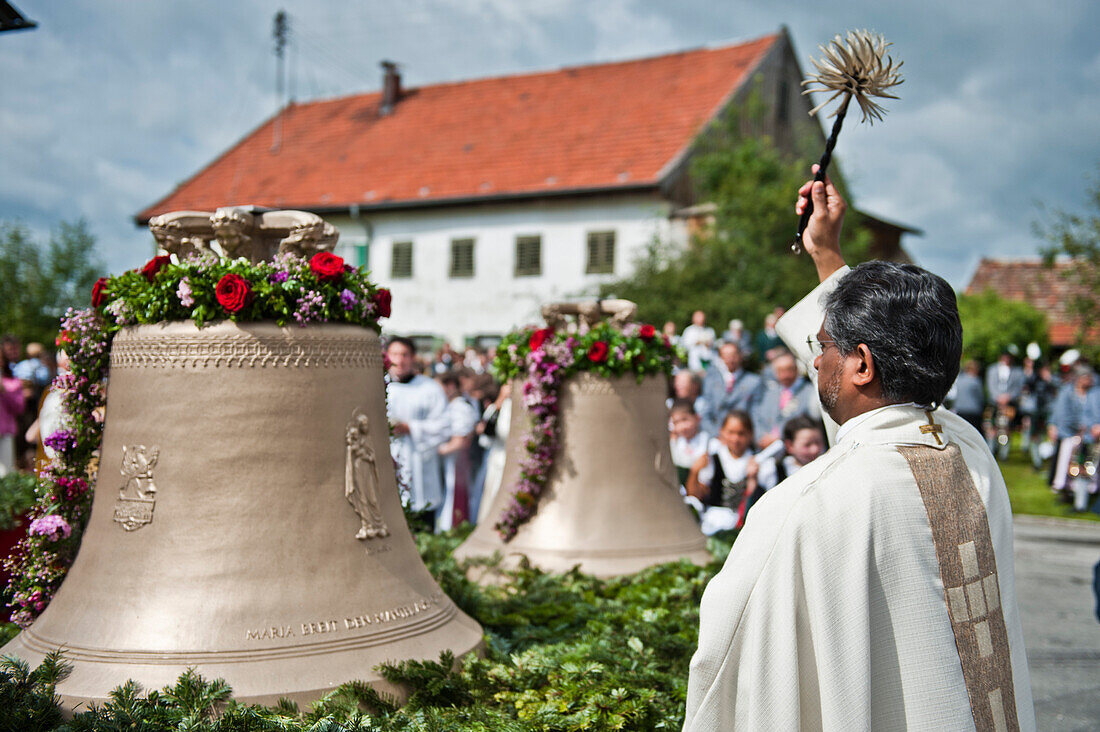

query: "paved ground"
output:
1014 516 1100 731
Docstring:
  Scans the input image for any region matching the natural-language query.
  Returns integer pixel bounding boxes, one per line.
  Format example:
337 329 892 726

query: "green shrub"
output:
0 472 37 532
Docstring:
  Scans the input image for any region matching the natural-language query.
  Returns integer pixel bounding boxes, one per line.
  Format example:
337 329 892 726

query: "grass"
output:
999 440 1100 522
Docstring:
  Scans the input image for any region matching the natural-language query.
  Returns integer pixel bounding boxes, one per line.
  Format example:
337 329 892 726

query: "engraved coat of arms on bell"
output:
112 445 159 531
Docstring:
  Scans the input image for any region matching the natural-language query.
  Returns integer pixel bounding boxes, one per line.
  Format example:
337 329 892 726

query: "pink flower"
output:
176 277 195 307
28 515 72 541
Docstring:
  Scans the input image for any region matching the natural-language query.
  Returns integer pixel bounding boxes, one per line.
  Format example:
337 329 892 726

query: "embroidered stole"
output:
898 443 1020 732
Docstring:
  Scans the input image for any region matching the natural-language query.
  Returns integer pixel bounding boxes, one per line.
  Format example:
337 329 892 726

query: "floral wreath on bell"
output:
3 251 391 627
490 321 681 541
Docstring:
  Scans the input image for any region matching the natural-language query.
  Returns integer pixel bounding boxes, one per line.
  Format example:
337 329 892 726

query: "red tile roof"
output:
136 34 780 221
965 258 1099 346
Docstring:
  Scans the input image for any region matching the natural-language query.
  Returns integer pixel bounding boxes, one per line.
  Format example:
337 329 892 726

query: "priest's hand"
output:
796 165 847 282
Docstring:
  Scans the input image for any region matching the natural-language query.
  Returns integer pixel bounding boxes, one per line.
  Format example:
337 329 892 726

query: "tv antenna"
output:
272 10 289 152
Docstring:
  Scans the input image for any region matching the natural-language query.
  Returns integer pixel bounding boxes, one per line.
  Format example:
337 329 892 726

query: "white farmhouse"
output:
137 28 912 348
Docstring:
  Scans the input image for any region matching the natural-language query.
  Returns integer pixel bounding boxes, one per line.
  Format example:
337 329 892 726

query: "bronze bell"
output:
455 301 711 578
2 211 482 711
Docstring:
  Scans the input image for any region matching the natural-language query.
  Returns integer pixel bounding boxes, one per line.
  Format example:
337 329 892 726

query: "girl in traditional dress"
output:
685 410 758 535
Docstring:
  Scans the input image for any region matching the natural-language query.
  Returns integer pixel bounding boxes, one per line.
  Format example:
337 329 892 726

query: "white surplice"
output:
437 396 480 532
386 374 450 512
684 269 1035 731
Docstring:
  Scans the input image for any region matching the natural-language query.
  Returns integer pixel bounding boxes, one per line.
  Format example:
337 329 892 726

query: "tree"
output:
957 290 1048 365
0 220 103 347
1037 171 1100 359
600 98 871 337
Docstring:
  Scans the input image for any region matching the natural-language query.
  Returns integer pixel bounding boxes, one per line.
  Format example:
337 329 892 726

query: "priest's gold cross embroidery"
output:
920 410 944 445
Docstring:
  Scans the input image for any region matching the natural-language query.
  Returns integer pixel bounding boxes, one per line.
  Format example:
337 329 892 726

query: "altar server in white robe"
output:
385 337 450 519
684 172 1035 731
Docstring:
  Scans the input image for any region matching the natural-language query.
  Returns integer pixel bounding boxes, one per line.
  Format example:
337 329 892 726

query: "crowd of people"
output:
380 308 1100 534
1 334 64 477
5 315 1098 524
379 315 833 534
383 336 512 532
951 347 1100 511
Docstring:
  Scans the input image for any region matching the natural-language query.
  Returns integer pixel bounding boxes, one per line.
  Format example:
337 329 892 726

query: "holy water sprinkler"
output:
794 30 904 253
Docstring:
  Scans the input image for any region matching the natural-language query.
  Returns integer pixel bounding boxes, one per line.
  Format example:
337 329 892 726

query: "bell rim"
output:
15 595 465 664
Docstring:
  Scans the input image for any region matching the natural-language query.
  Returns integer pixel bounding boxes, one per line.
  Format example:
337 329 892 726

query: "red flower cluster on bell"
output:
529 328 554 351
141 255 172 283
215 273 253 313
309 251 345 282
587 341 609 362
91 277 108 307
639 323 656 340
372 288 392 318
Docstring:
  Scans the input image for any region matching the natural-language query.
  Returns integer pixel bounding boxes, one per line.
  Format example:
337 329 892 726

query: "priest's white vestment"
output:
684 269 1035 731
386 374 450 512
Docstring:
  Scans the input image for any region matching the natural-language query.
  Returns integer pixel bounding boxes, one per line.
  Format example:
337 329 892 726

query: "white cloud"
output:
0 0 1097 293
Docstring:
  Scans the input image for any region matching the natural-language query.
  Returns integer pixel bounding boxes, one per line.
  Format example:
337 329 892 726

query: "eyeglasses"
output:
806 336 837 358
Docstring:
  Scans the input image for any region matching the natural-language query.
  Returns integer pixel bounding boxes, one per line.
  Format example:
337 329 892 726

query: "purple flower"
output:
268 270 290 284
294 289 326 325
43 429 78 454
339 288 358 311
28 515 72 541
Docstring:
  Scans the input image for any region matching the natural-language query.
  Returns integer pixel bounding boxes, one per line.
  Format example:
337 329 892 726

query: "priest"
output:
385 336 450 524
683 172 1035 730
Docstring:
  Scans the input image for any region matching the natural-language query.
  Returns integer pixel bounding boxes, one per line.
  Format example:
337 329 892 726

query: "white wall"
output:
326 193 675 347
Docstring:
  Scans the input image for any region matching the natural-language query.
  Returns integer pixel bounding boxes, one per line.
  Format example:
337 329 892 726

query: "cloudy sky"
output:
2 0 1097 288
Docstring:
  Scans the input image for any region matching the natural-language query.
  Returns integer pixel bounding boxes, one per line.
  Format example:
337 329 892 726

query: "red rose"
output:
141 255 171 283
529 328 554 351
587 341 609 363
91 277 108 307
215 273 253 313
372 288 392 318
639 324 656 340
309 251 345 282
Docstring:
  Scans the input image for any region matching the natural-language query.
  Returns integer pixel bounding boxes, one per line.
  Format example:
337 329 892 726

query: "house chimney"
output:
380 60 401 116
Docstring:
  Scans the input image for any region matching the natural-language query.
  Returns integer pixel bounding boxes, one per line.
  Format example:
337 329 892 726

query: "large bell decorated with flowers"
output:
454 300 710 578
2 208 482 710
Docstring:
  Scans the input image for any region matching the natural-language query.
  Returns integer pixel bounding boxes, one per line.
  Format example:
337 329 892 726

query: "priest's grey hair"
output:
822 262 961 408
